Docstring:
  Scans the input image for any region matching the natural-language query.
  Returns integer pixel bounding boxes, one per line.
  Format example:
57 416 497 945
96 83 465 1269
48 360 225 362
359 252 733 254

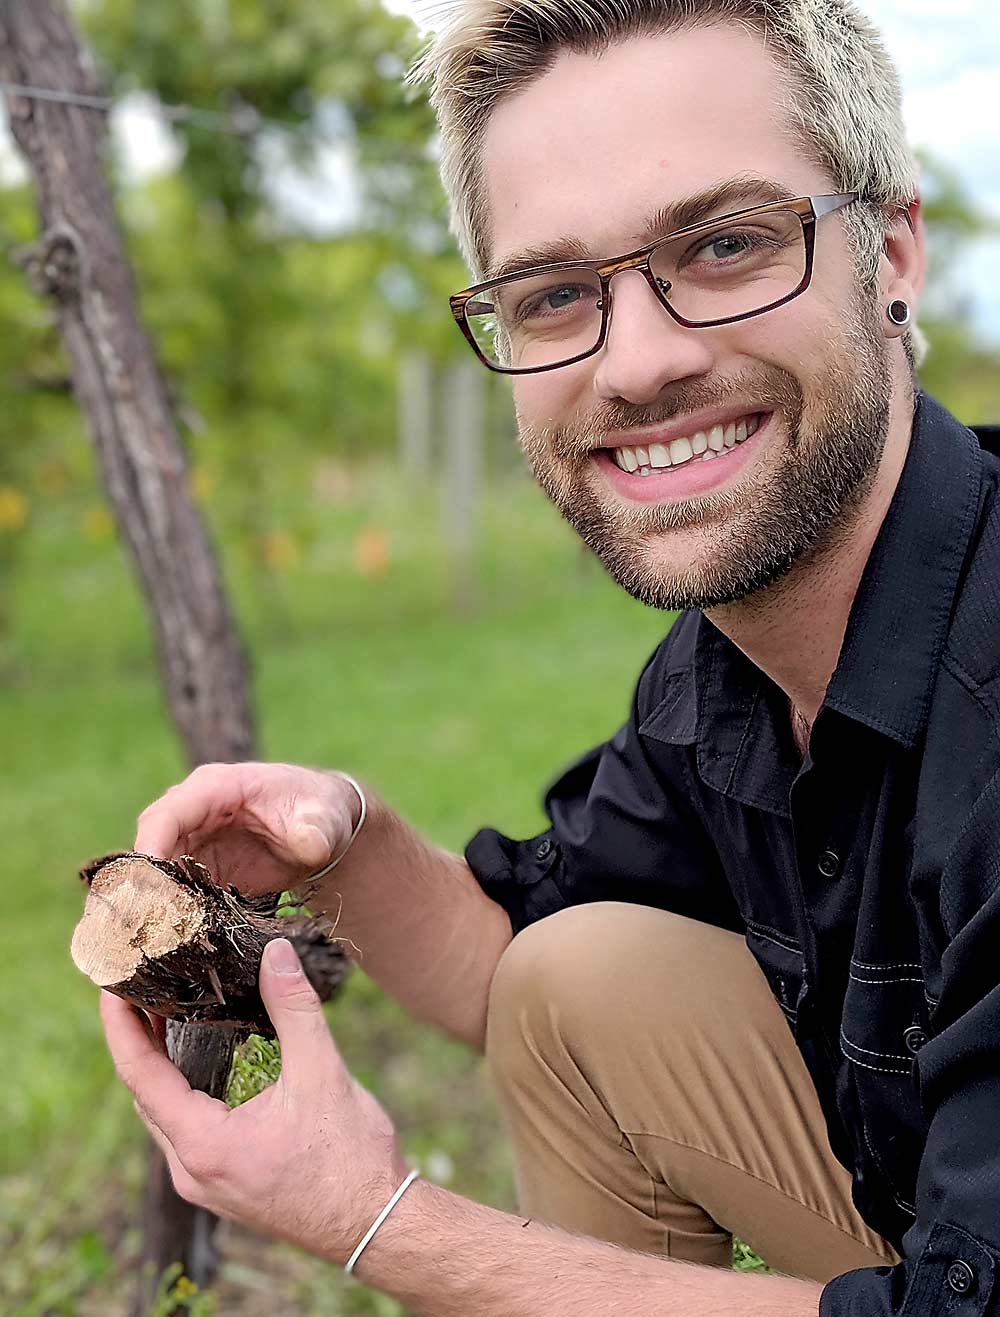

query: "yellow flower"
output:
0 485 28 531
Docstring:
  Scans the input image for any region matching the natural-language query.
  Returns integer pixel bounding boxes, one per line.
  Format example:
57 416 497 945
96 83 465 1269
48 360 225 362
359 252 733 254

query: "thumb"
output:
259 939 346 1088
278 808 338 869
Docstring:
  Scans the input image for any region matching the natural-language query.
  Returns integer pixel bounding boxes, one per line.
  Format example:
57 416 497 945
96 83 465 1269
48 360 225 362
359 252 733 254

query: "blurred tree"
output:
916 150 1000 415
66 0 468 580
85 0 461 387
1 5 259 1312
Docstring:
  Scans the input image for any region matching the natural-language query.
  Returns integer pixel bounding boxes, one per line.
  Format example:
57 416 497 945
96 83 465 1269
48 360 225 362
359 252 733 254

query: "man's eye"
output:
695 232 757 262
521 284 587 318
548 285 582 308
713 235 751 258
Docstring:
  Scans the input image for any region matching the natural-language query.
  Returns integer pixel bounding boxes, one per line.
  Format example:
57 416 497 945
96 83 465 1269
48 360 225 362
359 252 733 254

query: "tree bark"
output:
0 1 255 765
72 853 350 1033
0 3 259 1310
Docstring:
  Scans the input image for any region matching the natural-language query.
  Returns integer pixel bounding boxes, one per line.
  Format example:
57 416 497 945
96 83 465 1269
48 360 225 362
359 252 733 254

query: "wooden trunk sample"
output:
72 853 350 1035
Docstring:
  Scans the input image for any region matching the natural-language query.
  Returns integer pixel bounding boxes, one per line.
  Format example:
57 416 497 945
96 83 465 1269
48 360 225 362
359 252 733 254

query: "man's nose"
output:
591 269 716 404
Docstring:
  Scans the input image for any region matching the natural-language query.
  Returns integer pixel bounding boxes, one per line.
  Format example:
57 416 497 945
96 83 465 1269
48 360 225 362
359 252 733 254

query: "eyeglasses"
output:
450 193 859 375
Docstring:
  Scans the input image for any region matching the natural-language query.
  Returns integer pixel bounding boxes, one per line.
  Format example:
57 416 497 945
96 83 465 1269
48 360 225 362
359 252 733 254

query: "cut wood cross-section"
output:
72 852 350 1035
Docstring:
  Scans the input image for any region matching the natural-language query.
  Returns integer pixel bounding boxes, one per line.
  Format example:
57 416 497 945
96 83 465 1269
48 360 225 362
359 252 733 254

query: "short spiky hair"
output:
413 0 924 361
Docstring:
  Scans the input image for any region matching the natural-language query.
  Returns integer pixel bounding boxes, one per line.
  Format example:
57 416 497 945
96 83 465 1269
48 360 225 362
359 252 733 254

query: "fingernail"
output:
267 938 301 975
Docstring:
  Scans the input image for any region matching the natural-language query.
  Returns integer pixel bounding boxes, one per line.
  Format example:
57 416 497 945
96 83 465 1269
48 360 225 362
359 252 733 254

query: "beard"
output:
516 295 893 612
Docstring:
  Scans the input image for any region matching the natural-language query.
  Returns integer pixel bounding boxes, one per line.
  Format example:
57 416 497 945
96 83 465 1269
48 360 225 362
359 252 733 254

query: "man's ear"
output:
881 197 925 332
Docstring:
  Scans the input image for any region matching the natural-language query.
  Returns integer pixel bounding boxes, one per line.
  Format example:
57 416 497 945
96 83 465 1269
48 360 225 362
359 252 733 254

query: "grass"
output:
0 450 675 1314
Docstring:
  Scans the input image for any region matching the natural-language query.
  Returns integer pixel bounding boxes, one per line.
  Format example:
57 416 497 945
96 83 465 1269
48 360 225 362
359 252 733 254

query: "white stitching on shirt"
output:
850 958 922 971
746 924 803 956
840 1028 911 1063
841 1029 909 1059
840 1046 911 1077
848 971 925 986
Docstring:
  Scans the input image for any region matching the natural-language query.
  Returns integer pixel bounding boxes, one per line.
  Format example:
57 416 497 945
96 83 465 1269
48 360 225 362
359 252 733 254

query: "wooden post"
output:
0 3 257 1310
398 350 433 481
443 358 484 613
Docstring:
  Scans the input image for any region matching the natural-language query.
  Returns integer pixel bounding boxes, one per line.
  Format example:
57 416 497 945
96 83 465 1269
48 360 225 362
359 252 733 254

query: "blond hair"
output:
412 0 926 363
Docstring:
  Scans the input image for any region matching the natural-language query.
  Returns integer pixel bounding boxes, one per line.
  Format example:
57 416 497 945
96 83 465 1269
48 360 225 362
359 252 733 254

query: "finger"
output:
240 781 342 869
100 992 225 1144
132 1007 168 1054
259 939 349 1095
279 811 338 869
135 1097 177 1161
143 1010 169 1051
135 764 248 858
135 1101 204 1205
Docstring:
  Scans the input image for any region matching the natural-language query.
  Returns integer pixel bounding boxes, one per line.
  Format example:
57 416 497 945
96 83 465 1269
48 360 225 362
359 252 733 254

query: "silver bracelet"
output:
344 1169 421 1277
305 773 368 883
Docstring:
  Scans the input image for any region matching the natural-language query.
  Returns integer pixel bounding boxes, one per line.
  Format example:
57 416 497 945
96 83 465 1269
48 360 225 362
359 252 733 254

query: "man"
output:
102 1 1000 1313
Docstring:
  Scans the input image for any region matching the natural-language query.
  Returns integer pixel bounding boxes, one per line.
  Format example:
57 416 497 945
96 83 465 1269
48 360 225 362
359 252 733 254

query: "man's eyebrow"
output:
486 237 593 283
639 174 795 245
486 174 796 283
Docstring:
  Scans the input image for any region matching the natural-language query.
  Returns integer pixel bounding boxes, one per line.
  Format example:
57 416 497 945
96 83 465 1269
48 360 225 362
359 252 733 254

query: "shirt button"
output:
535 839 553 861
946 1260 975 1294
817 849 840 878
904 1025 929 1054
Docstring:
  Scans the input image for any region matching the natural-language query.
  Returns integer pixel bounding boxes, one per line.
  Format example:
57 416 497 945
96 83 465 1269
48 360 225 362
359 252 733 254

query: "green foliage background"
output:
1 1 999 1312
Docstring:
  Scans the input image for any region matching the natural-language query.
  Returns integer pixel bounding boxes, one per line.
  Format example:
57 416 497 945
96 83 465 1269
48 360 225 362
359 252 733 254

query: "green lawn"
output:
0 454 672 1314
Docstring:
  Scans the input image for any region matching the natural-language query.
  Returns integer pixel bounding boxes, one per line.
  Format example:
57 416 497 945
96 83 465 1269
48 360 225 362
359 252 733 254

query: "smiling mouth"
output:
605 412 765 475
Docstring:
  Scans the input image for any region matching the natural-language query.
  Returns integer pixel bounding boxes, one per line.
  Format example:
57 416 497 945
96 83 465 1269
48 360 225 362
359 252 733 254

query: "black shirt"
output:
466 393 1000 1315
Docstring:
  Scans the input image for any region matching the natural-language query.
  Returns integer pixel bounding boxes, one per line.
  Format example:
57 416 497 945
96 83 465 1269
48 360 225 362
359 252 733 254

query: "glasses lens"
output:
650 209 806 324
463 269 604 370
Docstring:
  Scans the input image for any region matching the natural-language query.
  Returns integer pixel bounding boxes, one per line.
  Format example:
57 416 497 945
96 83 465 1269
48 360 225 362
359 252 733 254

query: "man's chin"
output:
590 524 798 613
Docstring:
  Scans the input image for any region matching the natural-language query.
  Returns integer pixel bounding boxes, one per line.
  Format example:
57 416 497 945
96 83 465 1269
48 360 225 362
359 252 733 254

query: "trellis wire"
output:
0 78 338 138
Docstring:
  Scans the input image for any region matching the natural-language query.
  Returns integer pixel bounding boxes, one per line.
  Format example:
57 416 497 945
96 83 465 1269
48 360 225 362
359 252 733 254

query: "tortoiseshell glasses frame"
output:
449 192 860 375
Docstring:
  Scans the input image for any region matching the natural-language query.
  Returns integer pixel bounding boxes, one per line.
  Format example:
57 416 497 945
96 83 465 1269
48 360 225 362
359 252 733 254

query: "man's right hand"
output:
135 762 362 896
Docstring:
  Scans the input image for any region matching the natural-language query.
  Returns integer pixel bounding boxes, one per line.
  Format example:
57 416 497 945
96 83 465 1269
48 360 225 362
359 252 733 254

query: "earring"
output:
887 299 911 327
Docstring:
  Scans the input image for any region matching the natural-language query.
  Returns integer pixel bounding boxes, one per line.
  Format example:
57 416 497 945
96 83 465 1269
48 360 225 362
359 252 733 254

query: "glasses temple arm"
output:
811 192 860 219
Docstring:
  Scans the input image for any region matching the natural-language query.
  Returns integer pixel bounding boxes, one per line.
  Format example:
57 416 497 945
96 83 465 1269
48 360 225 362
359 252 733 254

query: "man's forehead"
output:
480 25 808 270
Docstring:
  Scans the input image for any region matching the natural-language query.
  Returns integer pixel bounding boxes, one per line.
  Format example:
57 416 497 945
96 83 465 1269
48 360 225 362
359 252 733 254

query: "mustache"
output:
541 368 804 460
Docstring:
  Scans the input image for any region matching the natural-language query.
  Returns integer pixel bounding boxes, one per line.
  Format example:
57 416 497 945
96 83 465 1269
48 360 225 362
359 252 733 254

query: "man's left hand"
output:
100 936 409 1262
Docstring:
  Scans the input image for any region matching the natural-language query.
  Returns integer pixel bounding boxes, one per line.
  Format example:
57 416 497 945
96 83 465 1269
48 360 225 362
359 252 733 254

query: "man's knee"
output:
485 901 745 1077
485 903 620 1105
486 903 603 1063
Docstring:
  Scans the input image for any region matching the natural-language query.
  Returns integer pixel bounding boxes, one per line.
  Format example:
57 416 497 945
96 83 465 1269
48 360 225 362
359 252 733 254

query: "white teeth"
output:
669 436 693 465
610 414 762 475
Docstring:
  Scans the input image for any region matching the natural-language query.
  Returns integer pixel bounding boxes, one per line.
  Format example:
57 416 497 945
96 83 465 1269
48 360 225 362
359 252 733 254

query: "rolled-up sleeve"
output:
465 634 742 937
822 769 1000 1314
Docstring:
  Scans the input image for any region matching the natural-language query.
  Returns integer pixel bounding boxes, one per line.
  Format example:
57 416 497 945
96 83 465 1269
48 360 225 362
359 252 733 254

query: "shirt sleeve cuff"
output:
820 1223 997 1315
464 826 568 937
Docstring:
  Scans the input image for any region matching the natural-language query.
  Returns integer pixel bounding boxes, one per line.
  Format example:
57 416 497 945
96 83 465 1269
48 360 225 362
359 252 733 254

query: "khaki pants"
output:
485 902 901 1282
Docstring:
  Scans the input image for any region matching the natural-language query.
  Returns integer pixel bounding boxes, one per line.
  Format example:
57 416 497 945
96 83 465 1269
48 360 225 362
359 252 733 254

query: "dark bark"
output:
0 4 261 1311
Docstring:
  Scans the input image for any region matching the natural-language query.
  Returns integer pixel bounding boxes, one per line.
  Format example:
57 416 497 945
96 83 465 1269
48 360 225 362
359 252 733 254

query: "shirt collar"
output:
683 392 983 816
822 391 982 748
